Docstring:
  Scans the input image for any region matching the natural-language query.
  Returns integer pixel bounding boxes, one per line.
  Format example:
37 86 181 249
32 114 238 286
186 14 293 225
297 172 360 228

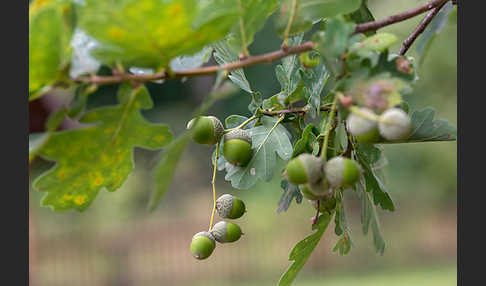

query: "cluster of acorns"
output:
186 116 253 166
285 154 361 212
190 194 246 260
186 115 252 260
346 107 412 143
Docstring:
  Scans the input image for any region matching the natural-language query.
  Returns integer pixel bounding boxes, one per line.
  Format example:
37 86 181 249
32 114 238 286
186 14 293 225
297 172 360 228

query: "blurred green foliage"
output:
29 1 456 285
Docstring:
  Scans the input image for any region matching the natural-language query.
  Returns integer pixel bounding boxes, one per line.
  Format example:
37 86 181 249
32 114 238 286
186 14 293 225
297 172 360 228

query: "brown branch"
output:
74 42 315 85
353 0 449 34
262 105 331 116
398 0 448 55
71 0 451 86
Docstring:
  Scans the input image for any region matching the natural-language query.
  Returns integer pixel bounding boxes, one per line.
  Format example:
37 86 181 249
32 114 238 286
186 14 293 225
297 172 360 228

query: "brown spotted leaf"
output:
33 84 173 211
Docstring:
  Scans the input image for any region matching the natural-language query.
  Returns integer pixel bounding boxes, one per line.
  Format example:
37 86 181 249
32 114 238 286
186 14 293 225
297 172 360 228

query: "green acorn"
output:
346 107 381 143
187 116 224 145
190 231 216 260
378 108 412 141
210 221 242 243
216 194 246 219
309 196 337 213
324 156 360 188
285 153 324 185
223 129 252 166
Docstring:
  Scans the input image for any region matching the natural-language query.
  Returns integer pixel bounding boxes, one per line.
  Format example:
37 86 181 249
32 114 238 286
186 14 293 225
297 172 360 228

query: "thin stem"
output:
353 0 448 34
224 115 258 134
283 0 298 46
320 94 339 161
253 115 285 157
74 42 315 86
398 0 448 55
312 200 320 225
262 104 333 116
348 105 381 122
237 0 250 56
208 141 221 231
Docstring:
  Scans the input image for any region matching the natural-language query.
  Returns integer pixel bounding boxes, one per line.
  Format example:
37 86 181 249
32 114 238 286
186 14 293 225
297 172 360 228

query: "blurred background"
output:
29 0 457 285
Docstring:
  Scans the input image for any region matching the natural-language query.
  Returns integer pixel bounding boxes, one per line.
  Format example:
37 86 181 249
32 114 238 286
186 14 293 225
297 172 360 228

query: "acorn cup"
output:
223 129 253 166
216 194 246 219
210 221 243 243
346 107 382 143
187 116 224 145
190 231 216 260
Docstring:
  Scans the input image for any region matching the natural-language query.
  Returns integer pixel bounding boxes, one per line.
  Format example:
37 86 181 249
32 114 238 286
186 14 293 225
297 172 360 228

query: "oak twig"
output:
74 42 315 85
71 0 450 86
398 0 449 55
353 0 449 34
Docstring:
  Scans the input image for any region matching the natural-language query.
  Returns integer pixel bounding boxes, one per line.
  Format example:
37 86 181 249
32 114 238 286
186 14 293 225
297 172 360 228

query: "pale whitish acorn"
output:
346 107 381 143
324 156 360 188
285 153 324 185
190 231 216 260
223 129 252 166
378 108 412 141
186 116 224 145
216 194 246 219
210 221 242 243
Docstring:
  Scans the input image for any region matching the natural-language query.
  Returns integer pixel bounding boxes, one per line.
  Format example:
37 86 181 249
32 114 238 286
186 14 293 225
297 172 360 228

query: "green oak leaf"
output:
407 107 457 142
348 0 375 36
332 233 352 256
301 52 330 118
262 94 286 110
213 39 253 93
291 124 320 158
334 120 348 154
227 0 279 54
349 32 397 55
148 132 191 211
29 0 75 98
278 213 332 286
169 46 213 72
275 34 305 103
275 0 360 37
224 116 293 189
30 106 70 164
416 1 454 67
355 143 395 211
33 84 173 211
333 197 354 257
77 0 239 69
377 107 457 143
356 179 386 255
277 179 303 213
314 16 356 76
